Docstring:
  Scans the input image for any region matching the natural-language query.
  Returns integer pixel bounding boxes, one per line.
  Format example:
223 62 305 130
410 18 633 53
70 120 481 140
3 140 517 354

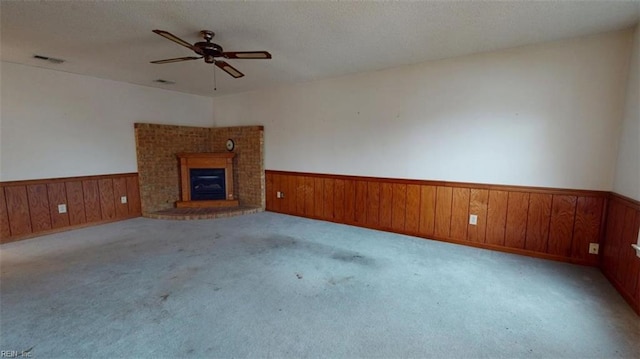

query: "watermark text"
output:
1 350 33 358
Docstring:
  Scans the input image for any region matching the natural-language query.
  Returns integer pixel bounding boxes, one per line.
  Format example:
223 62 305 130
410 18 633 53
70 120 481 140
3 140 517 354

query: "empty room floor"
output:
1 212 638 358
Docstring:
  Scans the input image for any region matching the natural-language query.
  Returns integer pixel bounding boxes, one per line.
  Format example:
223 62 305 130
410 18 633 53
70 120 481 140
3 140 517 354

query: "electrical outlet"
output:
120 196 127 204
276 191 282 198
589 243 599 255
469 214 478 225
58 204 67 214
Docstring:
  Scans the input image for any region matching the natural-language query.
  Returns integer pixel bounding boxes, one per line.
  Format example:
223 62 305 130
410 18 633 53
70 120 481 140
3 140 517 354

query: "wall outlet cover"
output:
589 243 599 255
58 204 67 214
469 214 478 225
120 196 127 204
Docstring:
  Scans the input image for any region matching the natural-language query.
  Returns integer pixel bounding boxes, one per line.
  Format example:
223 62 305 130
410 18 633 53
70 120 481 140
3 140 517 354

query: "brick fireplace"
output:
134 123 264 214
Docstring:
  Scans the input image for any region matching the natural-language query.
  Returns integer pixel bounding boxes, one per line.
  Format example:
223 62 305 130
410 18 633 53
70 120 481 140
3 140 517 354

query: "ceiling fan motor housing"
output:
194 42 224 63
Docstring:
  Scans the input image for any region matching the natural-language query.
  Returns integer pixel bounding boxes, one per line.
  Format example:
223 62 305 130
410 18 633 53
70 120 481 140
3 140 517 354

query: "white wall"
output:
0 62 214 181
213 30 633 191
613 25 640 201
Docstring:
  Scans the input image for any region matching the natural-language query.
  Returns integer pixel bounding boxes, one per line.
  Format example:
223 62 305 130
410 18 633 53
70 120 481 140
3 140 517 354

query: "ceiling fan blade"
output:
223 51 272 59
152 29 196 50
150 56 202 64
215 61 244 78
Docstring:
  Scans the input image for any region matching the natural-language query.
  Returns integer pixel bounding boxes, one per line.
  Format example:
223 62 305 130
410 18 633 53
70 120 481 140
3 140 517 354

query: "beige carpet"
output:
1 212 638 358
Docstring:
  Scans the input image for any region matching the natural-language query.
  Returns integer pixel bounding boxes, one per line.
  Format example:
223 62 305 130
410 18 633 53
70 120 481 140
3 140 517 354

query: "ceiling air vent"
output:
154 79 175 85
33 54 65 64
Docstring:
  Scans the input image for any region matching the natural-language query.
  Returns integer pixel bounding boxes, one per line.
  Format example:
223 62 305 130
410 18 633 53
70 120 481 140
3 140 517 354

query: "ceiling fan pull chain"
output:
213 62 217 91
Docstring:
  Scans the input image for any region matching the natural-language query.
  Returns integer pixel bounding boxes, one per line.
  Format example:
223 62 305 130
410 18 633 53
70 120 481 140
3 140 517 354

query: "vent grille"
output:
33 54 65 64
154 79 175 85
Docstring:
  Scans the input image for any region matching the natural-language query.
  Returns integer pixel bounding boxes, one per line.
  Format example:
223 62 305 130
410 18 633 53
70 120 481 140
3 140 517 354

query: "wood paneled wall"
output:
0 173 141 243
266 170 607 266
601 193 640 315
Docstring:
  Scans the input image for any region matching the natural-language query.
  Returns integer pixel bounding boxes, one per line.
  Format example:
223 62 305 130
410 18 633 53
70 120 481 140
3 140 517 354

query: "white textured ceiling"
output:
1 1 639 97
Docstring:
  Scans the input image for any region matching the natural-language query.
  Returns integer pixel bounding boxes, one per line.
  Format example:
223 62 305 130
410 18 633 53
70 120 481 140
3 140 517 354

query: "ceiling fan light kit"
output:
151 29 271 79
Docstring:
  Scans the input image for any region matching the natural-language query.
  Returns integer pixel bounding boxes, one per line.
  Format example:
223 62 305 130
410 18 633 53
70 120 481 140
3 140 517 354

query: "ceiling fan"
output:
150 29 271 79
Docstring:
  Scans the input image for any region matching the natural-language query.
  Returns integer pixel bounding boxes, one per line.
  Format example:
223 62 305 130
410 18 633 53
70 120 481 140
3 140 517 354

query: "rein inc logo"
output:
1 348 33 358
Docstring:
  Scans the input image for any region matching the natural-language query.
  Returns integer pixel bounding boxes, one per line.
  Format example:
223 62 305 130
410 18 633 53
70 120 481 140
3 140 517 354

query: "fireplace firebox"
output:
176 152 238 208
190 168 226 200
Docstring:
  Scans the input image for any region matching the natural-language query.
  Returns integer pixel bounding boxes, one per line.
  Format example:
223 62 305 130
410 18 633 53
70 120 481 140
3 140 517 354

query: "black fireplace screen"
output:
190 168 226 201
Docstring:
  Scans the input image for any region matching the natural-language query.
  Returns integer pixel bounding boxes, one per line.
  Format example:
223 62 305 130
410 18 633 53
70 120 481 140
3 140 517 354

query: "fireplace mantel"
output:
176 152 239 208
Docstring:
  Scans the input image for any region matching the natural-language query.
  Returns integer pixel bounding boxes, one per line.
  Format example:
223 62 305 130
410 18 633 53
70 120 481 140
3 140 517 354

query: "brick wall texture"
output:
211 126 265 209
134 123 264 213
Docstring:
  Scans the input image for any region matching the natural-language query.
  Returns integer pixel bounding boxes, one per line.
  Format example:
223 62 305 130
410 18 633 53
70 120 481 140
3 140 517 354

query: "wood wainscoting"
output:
0 173 141 243
601 193 640 314
265 170 607 266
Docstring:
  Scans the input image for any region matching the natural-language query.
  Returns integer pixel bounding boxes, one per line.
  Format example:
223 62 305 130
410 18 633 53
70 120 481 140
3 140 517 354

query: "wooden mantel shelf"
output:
176 152 238 208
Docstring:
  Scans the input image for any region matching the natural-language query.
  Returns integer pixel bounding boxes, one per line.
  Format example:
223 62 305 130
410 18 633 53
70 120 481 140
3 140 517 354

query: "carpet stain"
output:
331 252 373 266
152 309 171 323
259 235 377 268
244 235 299 255
267 235 298 249
296 273 303 279
154 267 201 303
170 267 200 282
328 276 354 285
